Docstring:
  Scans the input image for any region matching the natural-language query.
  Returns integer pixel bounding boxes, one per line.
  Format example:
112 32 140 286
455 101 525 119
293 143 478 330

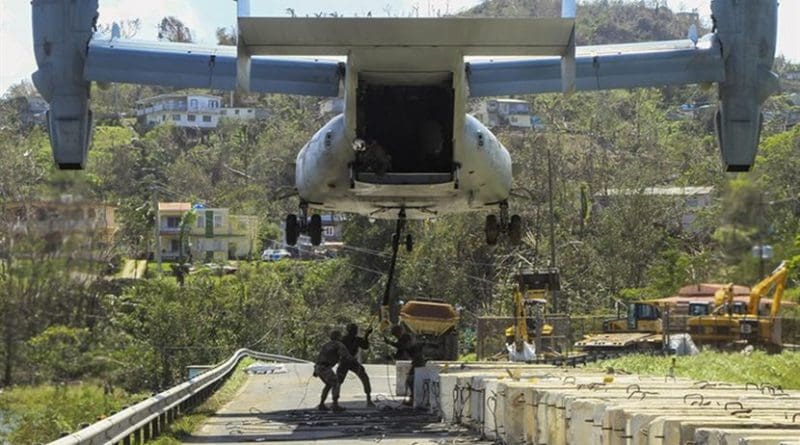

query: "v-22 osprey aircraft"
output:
31 0 778 247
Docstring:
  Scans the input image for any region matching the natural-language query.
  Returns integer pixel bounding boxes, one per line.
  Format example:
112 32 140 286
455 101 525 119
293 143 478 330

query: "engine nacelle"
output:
31 0 98 169
712 0 779 172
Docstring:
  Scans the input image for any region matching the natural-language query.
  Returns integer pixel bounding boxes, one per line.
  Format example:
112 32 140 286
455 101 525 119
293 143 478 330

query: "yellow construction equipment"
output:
575 300 669 352
688 261 789 352
398 299 460 360
505 269 557 361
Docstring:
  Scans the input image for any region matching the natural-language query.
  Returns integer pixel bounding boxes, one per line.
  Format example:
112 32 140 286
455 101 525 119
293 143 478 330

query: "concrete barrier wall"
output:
402 362 800 445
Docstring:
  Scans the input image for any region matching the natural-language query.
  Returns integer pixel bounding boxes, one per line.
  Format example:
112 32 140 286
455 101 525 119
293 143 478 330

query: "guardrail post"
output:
142 422 151 441
122 434 131 445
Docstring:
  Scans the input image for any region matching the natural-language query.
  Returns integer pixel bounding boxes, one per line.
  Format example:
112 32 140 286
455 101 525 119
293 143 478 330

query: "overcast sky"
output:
1 0 798 95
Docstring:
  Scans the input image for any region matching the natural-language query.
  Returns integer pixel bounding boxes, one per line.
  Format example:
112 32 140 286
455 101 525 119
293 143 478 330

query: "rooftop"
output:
136 93 222 105
158 202 192 212
599 186 714 197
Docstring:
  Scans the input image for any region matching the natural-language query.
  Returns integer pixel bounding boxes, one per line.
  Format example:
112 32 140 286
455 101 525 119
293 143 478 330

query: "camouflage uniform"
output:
315 332 352 411
338 324 373 406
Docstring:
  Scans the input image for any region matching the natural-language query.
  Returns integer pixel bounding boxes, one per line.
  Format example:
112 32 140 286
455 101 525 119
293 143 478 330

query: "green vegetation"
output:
150 357 255 444
0 383 146 444
1 0 800 442
598 351 800 389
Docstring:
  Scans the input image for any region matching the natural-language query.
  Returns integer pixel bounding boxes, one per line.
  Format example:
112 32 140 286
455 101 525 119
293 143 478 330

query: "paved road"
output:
182 363 489 444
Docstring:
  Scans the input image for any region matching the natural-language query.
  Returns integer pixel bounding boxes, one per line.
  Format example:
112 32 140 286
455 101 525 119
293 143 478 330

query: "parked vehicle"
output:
261 249 292 261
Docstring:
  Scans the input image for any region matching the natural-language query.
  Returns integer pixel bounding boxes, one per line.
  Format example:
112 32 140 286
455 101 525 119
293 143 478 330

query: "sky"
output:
1 0 798 95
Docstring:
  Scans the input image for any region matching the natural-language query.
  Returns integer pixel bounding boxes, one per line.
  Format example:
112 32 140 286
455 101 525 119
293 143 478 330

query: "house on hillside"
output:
156 202 259 261
3 195 117 257
594 186 714 232
6 95 49 125
472 98 543 130
135 94 268 129
783 71 800 81
319 97 344 118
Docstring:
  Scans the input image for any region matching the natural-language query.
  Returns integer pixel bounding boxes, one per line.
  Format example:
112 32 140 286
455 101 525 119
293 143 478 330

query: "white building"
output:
594 186 714 232
472 98 543 130
135 94 267 129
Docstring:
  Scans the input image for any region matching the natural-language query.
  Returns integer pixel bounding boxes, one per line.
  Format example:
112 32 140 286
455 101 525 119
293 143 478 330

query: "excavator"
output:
505 269 557 361
687 261 789 352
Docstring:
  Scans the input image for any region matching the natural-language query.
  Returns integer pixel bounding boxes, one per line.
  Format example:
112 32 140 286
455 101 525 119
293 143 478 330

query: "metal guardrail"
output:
48 349 311 445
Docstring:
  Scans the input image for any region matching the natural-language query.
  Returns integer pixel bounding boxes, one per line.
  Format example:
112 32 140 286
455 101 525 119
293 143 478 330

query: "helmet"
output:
346 323 358 335
330 330 342 341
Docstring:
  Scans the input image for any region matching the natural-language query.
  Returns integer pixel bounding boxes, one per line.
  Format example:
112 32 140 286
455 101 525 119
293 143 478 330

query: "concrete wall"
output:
405 362 800 445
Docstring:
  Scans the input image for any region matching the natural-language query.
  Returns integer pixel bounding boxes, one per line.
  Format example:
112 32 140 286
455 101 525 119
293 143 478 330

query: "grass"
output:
0 382 147 444
150 357 255 444
596 350 800 389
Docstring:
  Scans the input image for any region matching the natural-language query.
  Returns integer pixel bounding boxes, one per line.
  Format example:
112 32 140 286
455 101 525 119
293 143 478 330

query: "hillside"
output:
464 0 707 44
2 2 800 442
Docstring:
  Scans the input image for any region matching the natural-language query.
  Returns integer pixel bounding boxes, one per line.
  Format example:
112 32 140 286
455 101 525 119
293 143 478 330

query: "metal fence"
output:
48 349 310 445
476 315 800 360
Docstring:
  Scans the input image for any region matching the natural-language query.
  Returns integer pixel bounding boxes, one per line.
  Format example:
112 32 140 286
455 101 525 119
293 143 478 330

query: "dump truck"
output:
398 299 460 361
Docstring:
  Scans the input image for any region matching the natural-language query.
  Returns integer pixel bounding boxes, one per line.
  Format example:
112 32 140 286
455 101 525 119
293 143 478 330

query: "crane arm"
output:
748 261 789 317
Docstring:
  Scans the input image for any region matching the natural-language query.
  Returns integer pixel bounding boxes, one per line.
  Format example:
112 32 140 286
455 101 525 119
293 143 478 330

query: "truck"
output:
398 299 460 361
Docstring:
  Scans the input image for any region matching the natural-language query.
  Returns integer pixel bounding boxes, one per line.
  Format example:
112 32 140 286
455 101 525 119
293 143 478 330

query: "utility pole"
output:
152 186 162 276
546 147 560 313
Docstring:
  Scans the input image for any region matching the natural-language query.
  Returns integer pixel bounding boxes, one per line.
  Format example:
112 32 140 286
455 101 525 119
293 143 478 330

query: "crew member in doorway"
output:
314 330 352 412
385 324 427 406
338 323 375 407
363 140 392 176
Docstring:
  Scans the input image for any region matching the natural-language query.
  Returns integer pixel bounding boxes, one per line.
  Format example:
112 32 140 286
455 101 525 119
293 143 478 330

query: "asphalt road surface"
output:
181 363 490 444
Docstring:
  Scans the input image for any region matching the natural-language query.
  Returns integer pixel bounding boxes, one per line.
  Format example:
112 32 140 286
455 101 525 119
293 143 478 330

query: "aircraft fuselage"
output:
295 48 513 219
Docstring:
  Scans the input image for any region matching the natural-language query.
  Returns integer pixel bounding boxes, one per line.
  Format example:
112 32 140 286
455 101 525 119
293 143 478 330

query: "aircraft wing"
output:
467 0 779 172
87 39 342 96
31 0 778 172
466 38 725 96
31 0 342 169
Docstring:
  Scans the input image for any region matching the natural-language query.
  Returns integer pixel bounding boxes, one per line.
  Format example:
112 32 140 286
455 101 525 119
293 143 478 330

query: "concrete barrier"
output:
402 361 800 445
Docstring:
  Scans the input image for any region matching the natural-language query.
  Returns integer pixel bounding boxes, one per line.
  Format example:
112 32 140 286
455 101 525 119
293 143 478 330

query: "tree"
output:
216 26 236 46
158 16 193 43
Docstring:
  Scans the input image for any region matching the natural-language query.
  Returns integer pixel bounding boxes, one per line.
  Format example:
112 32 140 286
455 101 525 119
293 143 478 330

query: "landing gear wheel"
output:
405 234 413 252
309 214 322 246
485 215 500 245
285 214 299 246
509 214 523 245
